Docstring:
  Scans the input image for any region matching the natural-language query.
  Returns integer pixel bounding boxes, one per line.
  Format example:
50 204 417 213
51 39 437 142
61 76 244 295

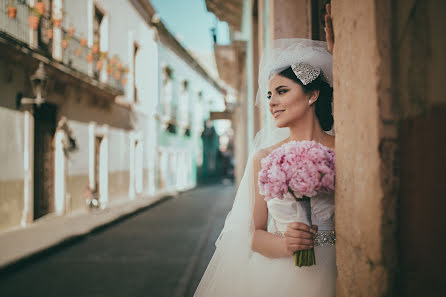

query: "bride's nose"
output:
269 94 279 107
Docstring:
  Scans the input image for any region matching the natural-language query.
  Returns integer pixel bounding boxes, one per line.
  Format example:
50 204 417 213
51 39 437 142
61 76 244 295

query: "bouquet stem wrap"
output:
291 193 316 267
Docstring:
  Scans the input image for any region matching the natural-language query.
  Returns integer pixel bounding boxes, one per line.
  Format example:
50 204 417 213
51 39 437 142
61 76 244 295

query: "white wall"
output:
0 108 25 180
64 0 159 109
158 43 226 118
108 127 130 173
66 120 89 176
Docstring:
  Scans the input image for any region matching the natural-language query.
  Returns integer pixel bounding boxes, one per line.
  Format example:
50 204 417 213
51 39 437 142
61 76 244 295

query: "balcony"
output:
0 0 125 94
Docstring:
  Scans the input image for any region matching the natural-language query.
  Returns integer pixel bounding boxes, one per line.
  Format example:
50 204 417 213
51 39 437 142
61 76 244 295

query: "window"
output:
133 42 140 103
93 5 104 79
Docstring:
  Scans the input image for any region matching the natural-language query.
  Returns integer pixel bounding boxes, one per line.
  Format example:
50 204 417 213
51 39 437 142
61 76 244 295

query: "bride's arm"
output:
251 151 315 258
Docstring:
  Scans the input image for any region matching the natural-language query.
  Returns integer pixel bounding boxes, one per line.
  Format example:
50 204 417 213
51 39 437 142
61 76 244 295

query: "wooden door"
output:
94 136 102 194
33 103 57 220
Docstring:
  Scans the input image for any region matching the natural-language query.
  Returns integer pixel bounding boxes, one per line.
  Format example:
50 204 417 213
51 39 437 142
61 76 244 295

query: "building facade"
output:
0 0 225 233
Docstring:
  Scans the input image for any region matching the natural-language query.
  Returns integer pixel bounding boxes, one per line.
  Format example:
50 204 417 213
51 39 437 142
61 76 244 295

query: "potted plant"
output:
113 70 121 80
28 10 40 30
106 64 113 75
67 24 75 37
109 54 118 66
61 37 69 49
46 28 53 39
74 47 82 57
35 1 45 15
86 52 94 63
92 40 99 54
96 60 103 71
80 34 87 47
8 1 17 19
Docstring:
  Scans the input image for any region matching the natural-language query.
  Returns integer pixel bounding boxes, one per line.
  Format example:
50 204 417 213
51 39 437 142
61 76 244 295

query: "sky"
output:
149 0 230 54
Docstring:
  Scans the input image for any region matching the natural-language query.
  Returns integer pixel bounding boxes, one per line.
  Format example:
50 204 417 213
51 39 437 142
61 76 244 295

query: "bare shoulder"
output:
253 141 286 166
253 148 271 165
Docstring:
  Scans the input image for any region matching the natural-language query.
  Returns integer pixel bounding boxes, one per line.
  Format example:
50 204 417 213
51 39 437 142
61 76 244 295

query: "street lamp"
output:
16 62 48 109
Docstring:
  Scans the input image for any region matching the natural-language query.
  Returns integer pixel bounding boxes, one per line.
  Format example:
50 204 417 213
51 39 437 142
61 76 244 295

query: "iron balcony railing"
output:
0 0 125 93
0 0 29 44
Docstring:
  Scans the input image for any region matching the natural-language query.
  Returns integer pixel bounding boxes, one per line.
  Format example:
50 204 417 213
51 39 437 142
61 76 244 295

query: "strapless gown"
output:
194 192 337 297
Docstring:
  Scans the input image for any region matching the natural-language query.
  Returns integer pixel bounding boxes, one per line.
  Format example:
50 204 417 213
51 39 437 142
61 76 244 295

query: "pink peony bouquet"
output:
258 140 335 267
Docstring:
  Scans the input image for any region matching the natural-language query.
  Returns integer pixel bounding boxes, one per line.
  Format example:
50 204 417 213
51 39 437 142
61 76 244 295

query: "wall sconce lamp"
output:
16 62 48 109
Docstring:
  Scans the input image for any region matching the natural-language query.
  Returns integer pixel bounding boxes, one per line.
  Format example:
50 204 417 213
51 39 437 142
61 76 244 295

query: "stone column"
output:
269 0 312 40
333 0 446 296
333 0 397 295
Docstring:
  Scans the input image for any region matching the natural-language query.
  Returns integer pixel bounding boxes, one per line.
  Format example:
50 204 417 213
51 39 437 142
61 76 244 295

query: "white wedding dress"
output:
194 191 337 297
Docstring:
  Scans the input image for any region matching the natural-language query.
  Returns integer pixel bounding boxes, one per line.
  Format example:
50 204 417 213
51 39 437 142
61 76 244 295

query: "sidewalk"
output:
0 190 178 271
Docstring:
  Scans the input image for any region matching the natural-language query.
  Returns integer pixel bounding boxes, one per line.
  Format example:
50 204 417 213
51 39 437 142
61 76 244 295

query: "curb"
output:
0 192 176 277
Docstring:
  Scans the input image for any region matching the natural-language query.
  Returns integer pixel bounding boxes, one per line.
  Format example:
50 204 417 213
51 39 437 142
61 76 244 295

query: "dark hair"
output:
278 67 334 131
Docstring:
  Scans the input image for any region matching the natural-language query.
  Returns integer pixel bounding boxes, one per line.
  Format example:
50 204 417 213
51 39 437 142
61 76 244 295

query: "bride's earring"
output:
308 99 312 106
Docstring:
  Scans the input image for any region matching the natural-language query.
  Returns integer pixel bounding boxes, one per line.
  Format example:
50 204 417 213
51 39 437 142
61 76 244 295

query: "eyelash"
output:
266 90 288 100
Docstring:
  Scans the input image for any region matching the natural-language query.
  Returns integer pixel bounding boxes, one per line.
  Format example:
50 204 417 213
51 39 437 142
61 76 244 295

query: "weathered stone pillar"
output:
270 0 312 39
334 0 446 296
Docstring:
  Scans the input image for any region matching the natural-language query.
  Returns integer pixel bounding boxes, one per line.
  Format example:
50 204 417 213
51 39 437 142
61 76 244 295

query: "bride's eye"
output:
278 89 288 95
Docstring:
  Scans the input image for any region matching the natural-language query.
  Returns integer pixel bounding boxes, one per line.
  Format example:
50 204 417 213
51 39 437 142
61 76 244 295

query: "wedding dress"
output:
246 192 336 297
194 190 336 297
194 39 336 297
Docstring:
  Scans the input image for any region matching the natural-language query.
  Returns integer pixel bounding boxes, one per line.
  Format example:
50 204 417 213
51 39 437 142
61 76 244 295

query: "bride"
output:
194 31 336 297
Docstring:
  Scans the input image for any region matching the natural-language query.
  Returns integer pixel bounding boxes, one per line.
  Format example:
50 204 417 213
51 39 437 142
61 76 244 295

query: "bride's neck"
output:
288 114 326 143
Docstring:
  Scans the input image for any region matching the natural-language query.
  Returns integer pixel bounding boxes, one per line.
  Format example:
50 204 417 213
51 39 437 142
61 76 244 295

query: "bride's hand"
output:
283 223 318 256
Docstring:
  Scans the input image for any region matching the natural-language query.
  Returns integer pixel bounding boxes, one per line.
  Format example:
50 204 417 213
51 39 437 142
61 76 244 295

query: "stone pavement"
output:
0 183 235 297
0 189 178 270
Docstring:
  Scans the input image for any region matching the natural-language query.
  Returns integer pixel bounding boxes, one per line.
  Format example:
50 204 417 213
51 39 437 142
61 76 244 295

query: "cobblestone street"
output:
0 184 235 297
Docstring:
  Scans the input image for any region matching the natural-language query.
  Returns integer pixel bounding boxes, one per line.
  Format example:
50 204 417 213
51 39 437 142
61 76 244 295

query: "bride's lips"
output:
273 109 285 118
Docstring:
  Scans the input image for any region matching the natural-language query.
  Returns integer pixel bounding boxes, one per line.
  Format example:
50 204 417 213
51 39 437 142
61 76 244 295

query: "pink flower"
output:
258 140 335 201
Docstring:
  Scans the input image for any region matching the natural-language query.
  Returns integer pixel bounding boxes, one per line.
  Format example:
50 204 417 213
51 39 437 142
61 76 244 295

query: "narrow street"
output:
0 184 235 297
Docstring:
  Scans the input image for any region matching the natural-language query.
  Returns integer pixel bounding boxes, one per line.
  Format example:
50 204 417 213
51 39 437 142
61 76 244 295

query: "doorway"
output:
33 103 57 220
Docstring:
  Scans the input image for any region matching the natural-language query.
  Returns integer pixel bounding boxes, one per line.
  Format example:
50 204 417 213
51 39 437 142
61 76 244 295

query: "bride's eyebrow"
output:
268 85 288 94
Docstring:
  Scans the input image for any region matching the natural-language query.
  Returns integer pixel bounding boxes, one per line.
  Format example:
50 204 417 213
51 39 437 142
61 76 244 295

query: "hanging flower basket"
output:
80 38 87 47
74 47 82 56
86 53 94 63
92 43 99 54
61 39 69 49
109 55 117 66
28 15 40 30
35 2 45 15
8 6 17 19
114 70 121 80
46 28 53 39
67 26 75 37
96 60 103 71
52 18 62 28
